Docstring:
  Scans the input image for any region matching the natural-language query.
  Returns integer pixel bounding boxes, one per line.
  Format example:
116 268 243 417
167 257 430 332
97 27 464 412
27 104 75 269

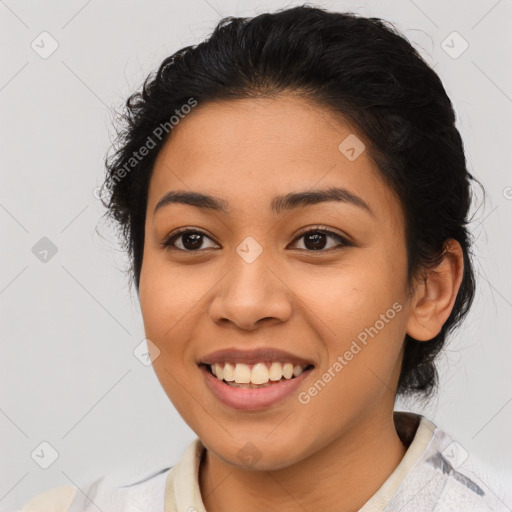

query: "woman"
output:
18 5 510 511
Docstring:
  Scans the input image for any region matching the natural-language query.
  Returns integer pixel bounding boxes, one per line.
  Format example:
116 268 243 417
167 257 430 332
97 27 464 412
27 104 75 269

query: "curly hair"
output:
99 4 477 401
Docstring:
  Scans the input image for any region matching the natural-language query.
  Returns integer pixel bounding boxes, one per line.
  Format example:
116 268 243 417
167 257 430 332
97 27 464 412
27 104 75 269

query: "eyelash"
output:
160 226 353 253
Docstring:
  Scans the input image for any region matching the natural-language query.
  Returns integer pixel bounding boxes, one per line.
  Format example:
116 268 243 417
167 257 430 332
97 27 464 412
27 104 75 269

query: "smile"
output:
206 361 313 387
199 362 315 410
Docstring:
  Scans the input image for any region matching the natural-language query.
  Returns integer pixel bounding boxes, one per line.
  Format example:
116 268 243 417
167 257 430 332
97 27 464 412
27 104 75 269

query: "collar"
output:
164 411 436 512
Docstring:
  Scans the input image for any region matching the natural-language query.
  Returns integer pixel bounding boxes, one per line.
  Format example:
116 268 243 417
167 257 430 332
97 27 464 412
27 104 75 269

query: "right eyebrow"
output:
154 191 229 215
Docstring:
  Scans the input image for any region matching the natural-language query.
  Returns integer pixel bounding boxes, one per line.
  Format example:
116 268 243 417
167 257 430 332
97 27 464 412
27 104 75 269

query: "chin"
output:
203 434 309 472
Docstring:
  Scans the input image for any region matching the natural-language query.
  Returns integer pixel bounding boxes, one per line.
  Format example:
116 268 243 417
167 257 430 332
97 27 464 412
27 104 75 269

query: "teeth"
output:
213 363 223 380
251 363 269 385
282 363 293 379
209 361 309 385
269 362 283 381
223 362 235 381
233 363 251 384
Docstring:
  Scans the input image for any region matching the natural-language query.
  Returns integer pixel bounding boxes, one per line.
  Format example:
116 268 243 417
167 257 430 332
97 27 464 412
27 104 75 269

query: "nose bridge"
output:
209 236 292 329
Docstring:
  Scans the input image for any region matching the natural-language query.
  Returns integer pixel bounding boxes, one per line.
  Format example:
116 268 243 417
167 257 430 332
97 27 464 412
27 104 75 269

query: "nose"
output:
209 253 293 331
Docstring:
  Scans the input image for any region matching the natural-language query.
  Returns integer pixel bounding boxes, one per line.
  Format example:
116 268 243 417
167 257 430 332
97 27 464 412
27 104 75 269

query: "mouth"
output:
199 361 315 388
198 360 315 411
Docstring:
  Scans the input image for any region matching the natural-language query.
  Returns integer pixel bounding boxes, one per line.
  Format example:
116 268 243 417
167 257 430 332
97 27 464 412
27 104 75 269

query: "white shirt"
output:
17 412 512 511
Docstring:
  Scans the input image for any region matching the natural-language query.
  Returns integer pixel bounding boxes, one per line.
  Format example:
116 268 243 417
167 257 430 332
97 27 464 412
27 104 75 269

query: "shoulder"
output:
18 485 77 512
430 423 511 508
389 416 512 511
17 465 174 512
442 449 512 509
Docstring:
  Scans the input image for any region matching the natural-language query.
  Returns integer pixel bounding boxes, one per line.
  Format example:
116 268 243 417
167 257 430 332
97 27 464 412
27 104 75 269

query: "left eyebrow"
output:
270 187 374 217
153 186 374 217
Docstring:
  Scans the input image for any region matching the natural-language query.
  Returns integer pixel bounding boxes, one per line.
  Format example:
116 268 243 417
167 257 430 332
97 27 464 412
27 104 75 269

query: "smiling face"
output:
139 94 415 470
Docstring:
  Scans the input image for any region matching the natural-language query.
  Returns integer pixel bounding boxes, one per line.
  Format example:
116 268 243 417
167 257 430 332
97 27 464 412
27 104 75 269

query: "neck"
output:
199 411 408 512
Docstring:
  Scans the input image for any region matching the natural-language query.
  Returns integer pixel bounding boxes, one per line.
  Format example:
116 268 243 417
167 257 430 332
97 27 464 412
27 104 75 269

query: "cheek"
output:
139 251 221 389
297 269 406 411
294 253 408 396
297 258 406 337
139 253 199 334
139 254 187 364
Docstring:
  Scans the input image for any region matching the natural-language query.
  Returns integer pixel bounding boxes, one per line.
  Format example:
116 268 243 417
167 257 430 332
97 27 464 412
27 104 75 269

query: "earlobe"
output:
406 239 464 342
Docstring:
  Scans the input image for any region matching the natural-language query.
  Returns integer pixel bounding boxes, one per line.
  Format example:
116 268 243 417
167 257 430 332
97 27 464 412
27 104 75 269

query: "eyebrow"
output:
154 187 373 217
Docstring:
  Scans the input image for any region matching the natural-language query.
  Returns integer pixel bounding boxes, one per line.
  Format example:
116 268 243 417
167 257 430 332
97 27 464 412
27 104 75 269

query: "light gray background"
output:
1 0 511 509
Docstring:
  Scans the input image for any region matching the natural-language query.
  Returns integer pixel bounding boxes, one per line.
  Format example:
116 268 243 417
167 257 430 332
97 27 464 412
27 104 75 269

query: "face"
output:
139 95 414 470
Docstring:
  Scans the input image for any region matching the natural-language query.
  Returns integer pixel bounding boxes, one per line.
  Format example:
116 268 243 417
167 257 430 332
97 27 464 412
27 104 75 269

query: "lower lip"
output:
199 365 313 411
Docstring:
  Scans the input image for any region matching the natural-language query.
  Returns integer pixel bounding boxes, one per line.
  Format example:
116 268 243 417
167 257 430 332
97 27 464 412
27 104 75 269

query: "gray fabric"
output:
381 425 510 511
65 468 172 512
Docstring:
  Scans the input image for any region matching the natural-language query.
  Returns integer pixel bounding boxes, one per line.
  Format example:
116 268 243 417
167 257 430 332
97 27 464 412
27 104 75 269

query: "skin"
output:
138 94 464 512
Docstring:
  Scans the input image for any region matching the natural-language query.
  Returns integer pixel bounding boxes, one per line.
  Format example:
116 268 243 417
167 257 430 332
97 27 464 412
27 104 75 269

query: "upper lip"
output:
198 347 315 367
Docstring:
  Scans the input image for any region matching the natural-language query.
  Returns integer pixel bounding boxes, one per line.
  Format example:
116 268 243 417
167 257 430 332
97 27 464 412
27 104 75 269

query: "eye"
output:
161 226 352 253
160 228 219 252
289 227 352 252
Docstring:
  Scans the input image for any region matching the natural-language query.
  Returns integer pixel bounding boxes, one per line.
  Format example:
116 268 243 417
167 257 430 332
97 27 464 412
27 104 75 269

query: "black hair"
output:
100 4 477 400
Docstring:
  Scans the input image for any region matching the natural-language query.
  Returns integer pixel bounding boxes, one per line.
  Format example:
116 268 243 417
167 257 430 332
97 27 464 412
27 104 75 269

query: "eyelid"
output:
291 225 353 245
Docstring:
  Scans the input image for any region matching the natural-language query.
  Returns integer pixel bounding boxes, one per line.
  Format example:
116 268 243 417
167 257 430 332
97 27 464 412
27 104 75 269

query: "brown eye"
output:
161 229 218 251
290 228 352 252
161 226 352 253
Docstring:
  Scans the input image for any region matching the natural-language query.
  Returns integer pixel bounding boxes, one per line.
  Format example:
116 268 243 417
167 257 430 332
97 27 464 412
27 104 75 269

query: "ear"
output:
406 239 464 341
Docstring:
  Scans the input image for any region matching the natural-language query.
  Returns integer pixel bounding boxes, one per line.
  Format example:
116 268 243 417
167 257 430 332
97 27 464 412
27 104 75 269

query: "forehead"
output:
147 95 400 222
